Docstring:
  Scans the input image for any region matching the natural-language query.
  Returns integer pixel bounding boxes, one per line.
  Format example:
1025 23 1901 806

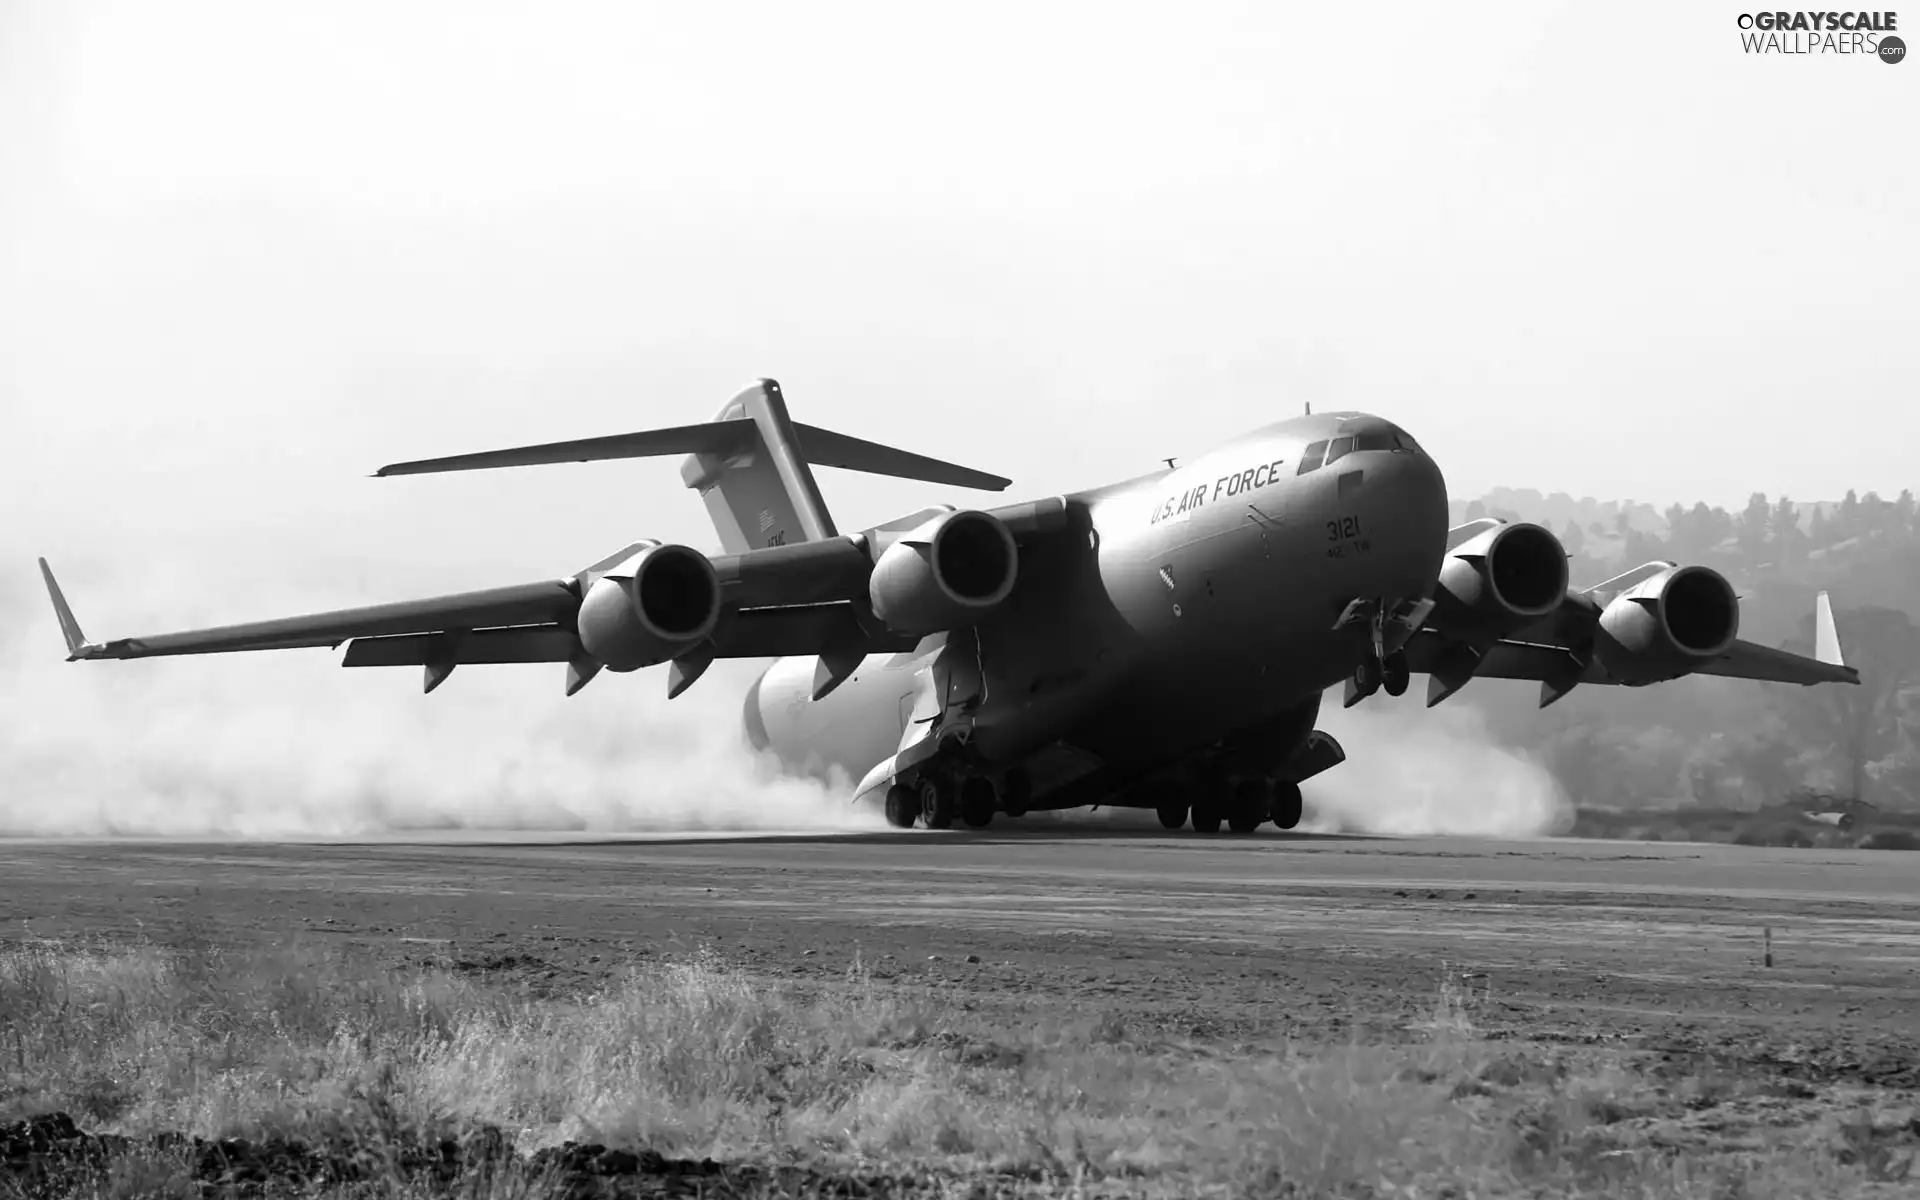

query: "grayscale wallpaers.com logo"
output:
1736 11 1904 59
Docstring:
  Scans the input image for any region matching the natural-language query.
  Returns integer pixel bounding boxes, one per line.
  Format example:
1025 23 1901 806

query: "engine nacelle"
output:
1433 521 1569 636
575 543 721 672
1594 564 1739 684
868 509 1018 635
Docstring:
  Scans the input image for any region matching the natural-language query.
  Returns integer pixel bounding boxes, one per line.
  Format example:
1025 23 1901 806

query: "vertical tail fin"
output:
679 380 837 552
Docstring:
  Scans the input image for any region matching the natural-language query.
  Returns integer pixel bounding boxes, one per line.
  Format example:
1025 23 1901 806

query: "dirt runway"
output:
4 831 1916 1087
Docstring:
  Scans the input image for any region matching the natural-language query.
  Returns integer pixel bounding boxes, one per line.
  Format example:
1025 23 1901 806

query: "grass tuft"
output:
0 940 1903 1197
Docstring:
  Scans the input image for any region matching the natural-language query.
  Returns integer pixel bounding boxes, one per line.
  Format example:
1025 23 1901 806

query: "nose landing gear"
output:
1337 595 1427 707
1381 649 1410 695
1345 648 1411 705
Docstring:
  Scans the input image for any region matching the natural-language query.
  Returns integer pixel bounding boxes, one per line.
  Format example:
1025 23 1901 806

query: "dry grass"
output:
1 936 1911 1198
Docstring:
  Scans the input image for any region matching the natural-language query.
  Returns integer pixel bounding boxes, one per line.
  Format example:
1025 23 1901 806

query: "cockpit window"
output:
1393 430 1421 452
1355 430 1397 453
1324 436 1355 466
1296 440 1327 474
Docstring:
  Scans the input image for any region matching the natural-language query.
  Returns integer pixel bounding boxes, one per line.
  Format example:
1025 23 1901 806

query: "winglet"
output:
37 558 99 661
1814 591 1845 667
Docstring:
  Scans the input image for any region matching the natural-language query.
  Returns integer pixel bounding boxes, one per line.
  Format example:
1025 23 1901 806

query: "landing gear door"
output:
898 667 943 755
896 633 986 755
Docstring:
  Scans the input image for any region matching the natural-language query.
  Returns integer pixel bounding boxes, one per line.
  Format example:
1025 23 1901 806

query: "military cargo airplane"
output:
38 379 1859 833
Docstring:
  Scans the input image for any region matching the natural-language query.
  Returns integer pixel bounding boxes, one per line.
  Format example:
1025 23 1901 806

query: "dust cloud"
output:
0 570 878 840
1 551 1570 842
1303 686 1573 838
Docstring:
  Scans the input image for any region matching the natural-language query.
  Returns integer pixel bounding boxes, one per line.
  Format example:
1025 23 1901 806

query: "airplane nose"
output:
1372 444 1447 516
1330 444 1449 579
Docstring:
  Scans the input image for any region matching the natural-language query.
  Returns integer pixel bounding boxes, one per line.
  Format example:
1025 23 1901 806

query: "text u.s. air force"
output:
1148 457 1287 526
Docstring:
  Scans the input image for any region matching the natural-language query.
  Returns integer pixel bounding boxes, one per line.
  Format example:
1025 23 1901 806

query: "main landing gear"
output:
1270 780 1304 829
884 765 1030 831
1158 774 1305 834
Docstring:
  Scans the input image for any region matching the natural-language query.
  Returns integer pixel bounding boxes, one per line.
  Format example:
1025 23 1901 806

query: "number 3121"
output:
1326 515 1361 541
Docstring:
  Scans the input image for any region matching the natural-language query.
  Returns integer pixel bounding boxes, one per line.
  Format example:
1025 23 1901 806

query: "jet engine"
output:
869 509 1018 635
575 543 721 672
1433 521 1569 636
1594 564 1739 684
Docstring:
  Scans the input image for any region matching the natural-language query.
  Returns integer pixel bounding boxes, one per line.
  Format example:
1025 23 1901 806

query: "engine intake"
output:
869 509 1018 635
1594 565 1739 684
1433 521 1569 636
576 543 721 672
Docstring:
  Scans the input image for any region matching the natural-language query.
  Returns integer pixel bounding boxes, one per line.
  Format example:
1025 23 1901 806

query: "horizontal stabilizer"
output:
785 424 1009 490
376 421 753 477
375 410 1010 492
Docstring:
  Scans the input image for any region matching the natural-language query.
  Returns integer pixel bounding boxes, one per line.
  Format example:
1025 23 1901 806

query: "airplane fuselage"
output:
743 411 1449 806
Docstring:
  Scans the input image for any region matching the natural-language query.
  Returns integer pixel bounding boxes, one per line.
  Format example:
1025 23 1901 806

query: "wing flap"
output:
341 626 579 668
1403 631 1590 682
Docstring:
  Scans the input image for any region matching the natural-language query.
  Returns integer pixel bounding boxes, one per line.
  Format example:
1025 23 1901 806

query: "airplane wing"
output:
36 496 1070 697
1404 526 1859 707
39 559 579 661
1408 628 1858 689
36 551 906 693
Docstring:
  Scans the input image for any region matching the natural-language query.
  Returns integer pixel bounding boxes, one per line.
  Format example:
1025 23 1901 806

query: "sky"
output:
0 1 1911 833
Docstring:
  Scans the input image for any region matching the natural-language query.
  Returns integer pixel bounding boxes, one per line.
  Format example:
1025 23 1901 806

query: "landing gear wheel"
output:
1270 781 1304 831
1227 778 1269 833
1001 769 1031 818
1191 803 1223 834
1381 650 1410 697
883 783 918 829
1156 802 1188 830
918 775 954 830
959 776 997 829
1351 656 1382 699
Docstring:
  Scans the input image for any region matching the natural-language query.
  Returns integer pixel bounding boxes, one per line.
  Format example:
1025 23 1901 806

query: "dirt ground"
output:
4 830 1916 1090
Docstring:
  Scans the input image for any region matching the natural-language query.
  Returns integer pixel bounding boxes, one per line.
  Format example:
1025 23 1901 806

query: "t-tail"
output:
374 378 1012 551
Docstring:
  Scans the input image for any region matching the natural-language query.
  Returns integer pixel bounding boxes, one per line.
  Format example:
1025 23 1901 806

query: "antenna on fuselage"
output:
1305 401 1312 416
1163 457 1177 469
